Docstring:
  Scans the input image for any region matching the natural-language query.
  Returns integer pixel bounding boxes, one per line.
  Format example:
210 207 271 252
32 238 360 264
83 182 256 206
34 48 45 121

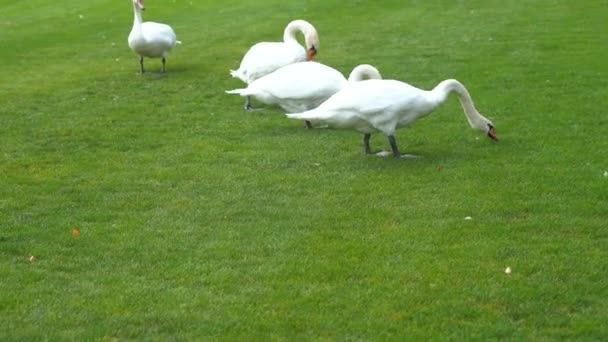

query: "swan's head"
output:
301 22 319 60
284 20 319 60
473 117 499 141
306 34 319 61
468 113 499 141
133 0 145 11
487 124 498 141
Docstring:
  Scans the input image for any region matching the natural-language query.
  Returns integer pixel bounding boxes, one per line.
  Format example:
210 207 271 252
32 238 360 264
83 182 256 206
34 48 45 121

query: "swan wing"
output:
288 80 431 133
130 21 178 57
251 62 345 99
233 42 307 83
141 22 177 45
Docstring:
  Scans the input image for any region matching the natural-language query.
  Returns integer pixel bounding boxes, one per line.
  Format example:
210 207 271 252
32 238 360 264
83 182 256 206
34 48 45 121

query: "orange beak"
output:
488 127 499 141
307 47 317 61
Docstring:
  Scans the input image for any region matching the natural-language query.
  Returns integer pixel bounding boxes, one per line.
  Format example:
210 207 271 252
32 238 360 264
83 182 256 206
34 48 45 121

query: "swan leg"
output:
244 96 253 111
388 135 420 159
305 121 313 129
388 135 401 157
364 133 372 154
139 56 145 74
161 58 166 73
243 97 266 112
368 134 393 156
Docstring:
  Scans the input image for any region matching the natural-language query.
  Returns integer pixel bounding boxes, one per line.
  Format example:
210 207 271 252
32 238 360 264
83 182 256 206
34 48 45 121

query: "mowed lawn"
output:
1 0 606 339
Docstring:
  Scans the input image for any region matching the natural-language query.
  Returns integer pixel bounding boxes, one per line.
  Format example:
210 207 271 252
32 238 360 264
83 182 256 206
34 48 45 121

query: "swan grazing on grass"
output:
286 79 499 158
226 62 381 128
230 20 320 110
128 0 181 73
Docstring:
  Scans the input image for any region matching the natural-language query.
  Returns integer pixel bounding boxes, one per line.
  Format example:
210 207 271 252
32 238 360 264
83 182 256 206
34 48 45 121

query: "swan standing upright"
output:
286 79 499 158
230 20 320 110
226 62 381 128
128 0 181 73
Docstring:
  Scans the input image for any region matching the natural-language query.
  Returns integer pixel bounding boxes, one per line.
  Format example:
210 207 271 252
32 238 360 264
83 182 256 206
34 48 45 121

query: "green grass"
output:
1 0 607 339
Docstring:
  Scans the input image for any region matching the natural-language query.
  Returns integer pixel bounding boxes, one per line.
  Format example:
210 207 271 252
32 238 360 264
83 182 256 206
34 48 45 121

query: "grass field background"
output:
1 0 607 339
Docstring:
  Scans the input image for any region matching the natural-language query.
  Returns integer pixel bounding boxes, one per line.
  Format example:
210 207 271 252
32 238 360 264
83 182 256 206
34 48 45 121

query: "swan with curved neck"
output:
230 19 320 110
429 80 498 138
348 64 382 82
128 0 181 73
286 78 498 158
282 20 319 61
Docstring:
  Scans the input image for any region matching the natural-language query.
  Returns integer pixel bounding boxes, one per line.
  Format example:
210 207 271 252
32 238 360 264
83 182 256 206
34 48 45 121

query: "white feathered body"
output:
286 80 439 134
129 21 179 58
227 61 347 113
230 42 307 84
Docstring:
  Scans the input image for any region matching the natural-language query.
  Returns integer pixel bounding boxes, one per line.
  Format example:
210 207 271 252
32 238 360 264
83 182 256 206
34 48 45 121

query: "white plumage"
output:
286 79 499 157
230 20 320 110
347 64 382 82
225 62 381 122
128 0 180 73
231 20 320 84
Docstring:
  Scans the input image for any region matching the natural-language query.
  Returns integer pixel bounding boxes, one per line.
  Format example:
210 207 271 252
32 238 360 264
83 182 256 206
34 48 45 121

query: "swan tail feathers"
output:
286 109 321 121
230 69 248 83
225 88 248 96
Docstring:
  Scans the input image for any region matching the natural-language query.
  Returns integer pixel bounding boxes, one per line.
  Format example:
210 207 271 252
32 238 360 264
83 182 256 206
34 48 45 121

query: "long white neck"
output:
429 79 488 129
283 20 313 44
132 3 143 29
348 64 382 82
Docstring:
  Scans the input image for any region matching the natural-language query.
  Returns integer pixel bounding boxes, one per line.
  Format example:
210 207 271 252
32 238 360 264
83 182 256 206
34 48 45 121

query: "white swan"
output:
286 79 499 158
230 19 320 110
226 62 381 127
128 0 181 73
